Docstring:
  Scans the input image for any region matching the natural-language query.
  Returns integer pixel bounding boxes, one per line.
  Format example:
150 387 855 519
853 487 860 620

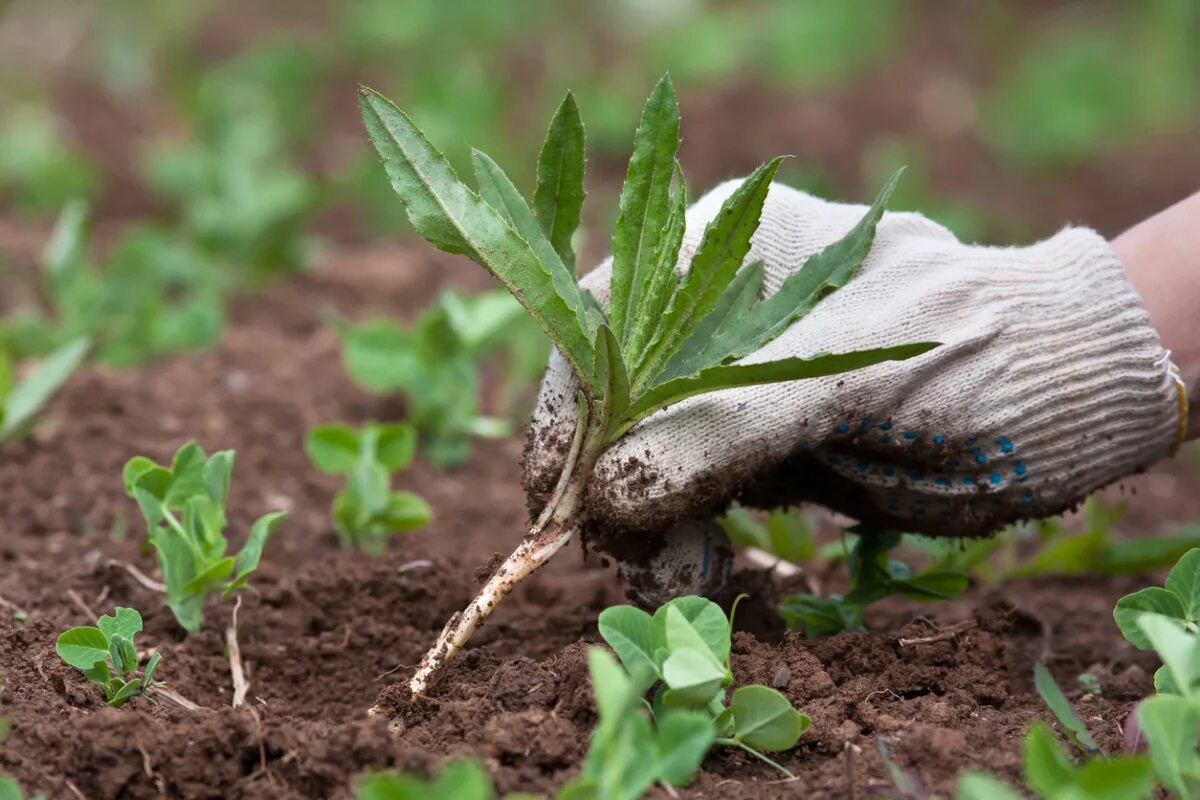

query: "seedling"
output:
955 722 1153 800
598 595 809 775
335 289 547 467
54 607 161 708
1113 550 1200 795
361 74 937 694
124 441 286 633
0 337 88 444
718 503 815 564
356 759 537 800
780 527 968 637
305 422 432 553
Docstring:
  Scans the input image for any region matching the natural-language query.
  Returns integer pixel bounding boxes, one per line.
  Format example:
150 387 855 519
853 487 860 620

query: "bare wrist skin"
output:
1112 190 1200 440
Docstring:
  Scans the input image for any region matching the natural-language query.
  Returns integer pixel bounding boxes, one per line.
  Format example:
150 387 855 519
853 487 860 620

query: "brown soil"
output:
0 243 1190 799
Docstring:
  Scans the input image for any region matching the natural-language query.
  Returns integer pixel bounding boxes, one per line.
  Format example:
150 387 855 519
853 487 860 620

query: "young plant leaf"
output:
656 710 717 787
1137 694 1200 798
662 648 726 709
1137 614 1200 698
142 652 161 687
661 169 903 381
108 678 143 707
0 336 89 442
727 685 810 751
955 773 1023 800
609 74 680 346
96 607 143 644
359 88 596 393
1022 722 1074 796
229 510 287 590
633 157 784 387
305 424 361 473
597 605 663 690
374 424 417 470
657 597 731 666
533 92 586 272
1165 548 1200 620
1114 587 1187 650
1033 661 1099 753
623 162 687 362
613 343 938 442
55 627 111 671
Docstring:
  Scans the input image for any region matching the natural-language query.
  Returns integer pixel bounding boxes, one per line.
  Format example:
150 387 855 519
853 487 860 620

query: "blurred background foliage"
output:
0 0 1197 365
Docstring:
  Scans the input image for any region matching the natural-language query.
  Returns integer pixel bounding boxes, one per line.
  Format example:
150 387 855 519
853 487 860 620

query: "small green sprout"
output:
305 422 432 553
779 527 968 637
0 337 88 444
1113 547 1200 653
598 595 809 777
718 503 815 564
335 289 546 468
124 441 286 633
54 607 161 708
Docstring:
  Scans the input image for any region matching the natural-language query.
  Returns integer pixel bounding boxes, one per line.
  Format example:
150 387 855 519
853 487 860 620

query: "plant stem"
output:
404 411 596 698
715 738 796 779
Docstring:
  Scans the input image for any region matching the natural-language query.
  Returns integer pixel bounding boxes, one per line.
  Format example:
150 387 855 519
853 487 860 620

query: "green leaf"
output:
110 635 138 676
533 91 586 272
592 325 630 439
614 344 939 441
662 648 726 709
358 87 596 392
55 626 111 670
1098 532 1200 575
1138 694 1200 799
624 162 687 364
655 710 716 787
96 607 143 644
107 678 142 707
1115 587 1188 650
183 556 236 596
168 442 214 509
374 424 417 470
42 198 89 279
0 775 26 800
1022 722 1074 797
955 773 1023 800
586 647 639 724
779 593 861 637
378 492 432 532
470 149 575 298
669 169 904 382
1166 548 1200 620
229 511 285 591
657 596 731 666
0 336 88 441
429 760 494 800
1033 661 1099 752
142 652 161 687
728 685 810 751
305 424 361 474
597 605 663 691
609 74 680 346
634 157 784 387
1138 614 1200 699
1072 756 1155 800
894 571 969 602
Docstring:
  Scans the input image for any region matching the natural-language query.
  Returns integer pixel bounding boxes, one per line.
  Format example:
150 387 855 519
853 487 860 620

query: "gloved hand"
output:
523 180 1187 594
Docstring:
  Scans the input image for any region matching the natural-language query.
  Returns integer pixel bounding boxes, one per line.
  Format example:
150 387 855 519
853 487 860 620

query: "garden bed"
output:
0 242 1181 798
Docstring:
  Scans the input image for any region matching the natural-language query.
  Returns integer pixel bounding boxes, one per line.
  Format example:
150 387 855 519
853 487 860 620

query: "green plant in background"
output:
124 442 285 633
984 0 1199 170
0 106 100 215
361 73 936 694
718 503 816 564
779 527 968 637
1 202 225 368
597 595 809 778
142 43 319 282
758 0 904 89
0 337 88 444
54 607 162 708
305 422 432 553
335 289 548 467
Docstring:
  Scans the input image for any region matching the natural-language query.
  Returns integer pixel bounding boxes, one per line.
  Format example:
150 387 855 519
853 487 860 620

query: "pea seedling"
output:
335 289 546 467
54 607 161 708
305 422 432 553
598 595 809 776
360 74 937 695
124 441 285 633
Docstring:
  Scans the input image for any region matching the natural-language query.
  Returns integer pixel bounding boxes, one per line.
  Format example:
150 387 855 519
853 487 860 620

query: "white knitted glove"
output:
523 181 1188 556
